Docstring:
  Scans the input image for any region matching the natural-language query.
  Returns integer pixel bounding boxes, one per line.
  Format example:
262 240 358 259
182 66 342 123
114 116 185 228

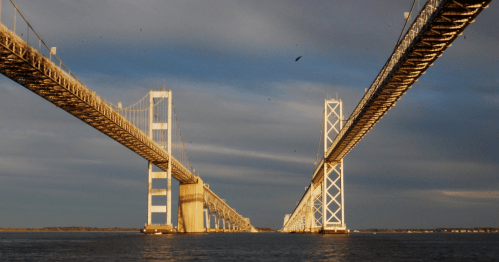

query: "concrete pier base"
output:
206 228 219 233
320 229 350 234
141 224 175 234
177 177 205 233
302 228 319 234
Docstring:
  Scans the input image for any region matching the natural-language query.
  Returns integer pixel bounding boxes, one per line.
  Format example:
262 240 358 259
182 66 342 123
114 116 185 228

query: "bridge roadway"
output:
0 21 252 230
284 0 492 231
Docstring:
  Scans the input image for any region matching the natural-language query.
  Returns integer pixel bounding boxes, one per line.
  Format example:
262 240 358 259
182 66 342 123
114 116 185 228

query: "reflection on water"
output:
138 234 202 261
1 232 498 261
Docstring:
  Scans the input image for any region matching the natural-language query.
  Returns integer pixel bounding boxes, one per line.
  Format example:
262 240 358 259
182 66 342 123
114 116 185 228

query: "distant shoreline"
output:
354 228 499 233
0 227 141 232
4 227 498 233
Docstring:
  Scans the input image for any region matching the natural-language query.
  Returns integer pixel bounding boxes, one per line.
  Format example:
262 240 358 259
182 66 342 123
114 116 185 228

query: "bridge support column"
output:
143 160 174 234
222 218 227 232
320 98 349 234
305 209 315 233
212 211 219 232
204 207 210 232
304 183 317 233
143 89 173 234
178 177 205 233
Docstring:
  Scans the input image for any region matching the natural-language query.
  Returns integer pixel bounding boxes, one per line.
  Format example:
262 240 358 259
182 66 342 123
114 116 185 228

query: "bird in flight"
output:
295 56 302 62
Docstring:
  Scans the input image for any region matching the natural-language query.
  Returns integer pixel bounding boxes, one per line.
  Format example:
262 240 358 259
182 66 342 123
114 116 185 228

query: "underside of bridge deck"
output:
0 7 254 232
283 0 492 233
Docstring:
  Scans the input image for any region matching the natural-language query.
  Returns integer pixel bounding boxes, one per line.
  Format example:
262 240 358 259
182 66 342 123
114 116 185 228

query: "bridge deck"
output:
0 20 254 229
285 0 491 231
0 23 197 184
312 0 491 184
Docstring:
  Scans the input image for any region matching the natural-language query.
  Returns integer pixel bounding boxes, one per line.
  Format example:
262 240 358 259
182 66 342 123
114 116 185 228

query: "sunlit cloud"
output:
441 191 499 199
189 143 315 164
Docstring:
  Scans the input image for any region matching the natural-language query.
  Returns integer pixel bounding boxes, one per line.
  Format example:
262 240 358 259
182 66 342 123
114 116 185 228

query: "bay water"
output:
1 232 498 261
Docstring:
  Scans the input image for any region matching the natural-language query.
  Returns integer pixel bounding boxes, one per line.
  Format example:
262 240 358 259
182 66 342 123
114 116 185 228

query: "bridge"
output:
0 0 255 233
282 0 492 233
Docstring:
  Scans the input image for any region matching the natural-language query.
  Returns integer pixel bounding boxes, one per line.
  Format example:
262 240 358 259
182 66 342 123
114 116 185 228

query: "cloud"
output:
441 191 499 199
192 162 307 186
189 143 314 165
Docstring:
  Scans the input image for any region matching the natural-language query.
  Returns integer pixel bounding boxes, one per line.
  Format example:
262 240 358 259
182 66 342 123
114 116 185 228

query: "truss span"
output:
311 0 491 184
284 0 491 232
0 23 198 184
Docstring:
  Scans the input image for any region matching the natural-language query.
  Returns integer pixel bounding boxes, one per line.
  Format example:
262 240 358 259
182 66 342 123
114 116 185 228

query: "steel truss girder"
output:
0 20 255 230
310 0 491 184
0 23 198 184
284 0 491 233
327 0 491 161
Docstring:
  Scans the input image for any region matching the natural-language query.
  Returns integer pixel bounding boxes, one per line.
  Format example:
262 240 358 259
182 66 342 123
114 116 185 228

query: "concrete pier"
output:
177 178 205 233
141 224 175 234
321 229 350 234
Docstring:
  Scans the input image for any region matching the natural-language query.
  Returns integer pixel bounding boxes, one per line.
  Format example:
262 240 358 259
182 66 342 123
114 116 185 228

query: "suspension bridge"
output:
282 0 492 233
0 0 492 234
0 0 255 233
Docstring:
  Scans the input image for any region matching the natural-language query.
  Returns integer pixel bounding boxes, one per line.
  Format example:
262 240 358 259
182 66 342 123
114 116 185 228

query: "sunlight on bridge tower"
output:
109 89 256 233
281 98 349 234
320 98 346 233
147 90 173 231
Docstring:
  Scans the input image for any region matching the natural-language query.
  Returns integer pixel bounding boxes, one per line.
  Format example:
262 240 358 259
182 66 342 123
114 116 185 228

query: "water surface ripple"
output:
1 232 498 261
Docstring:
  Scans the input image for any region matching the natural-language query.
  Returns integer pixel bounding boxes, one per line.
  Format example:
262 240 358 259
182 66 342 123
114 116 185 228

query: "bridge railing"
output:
3 0 84 86
325 0 490 162
325 0 445 162
0 2 199 184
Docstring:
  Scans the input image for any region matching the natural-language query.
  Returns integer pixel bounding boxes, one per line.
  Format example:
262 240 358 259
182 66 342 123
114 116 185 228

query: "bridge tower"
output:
144 89 174 233
319 98 347 233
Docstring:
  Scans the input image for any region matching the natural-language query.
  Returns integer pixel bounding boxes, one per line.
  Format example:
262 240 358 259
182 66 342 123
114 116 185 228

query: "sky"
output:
0 0 498 230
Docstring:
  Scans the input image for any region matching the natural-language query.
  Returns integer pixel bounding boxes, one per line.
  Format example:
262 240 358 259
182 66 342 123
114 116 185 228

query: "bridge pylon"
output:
280 98 349 234
144 89 174 234
318 98 348 234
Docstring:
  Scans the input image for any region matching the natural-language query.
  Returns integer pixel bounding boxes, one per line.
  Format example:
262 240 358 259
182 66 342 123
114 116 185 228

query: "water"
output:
1 232 498 261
